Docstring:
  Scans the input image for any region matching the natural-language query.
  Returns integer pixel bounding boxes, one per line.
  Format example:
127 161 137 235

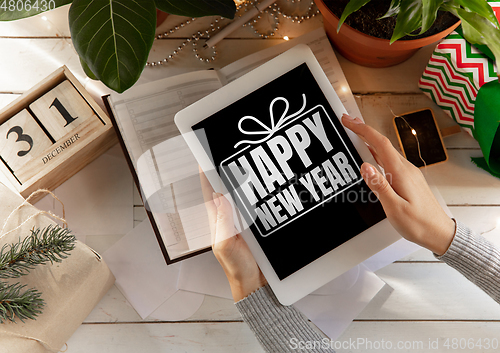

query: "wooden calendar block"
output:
0 66 117 202
0 109 52 174
29 80 98 140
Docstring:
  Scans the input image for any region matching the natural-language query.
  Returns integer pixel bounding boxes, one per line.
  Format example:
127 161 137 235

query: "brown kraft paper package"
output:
0 182 115 352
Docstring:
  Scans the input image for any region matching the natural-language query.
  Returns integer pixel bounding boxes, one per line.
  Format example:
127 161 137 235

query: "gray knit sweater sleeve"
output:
435 220 500 303
235 284 334 353
236 221 500 353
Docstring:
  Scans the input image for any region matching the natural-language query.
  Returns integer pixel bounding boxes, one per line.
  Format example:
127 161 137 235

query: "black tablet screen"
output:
193 63 385 280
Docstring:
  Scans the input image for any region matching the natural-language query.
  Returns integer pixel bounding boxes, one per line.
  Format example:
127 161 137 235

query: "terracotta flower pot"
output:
156 10 169 27
314 0 461 68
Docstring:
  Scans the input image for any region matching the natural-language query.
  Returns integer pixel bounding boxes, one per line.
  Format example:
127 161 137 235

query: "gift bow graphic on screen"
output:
234 94 307 149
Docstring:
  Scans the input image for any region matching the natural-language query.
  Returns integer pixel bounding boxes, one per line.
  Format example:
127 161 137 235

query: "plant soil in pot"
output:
315 0 460 68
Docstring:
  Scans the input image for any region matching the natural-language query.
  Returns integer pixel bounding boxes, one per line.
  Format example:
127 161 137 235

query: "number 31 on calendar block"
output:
0 109 52 172
0 79 97 176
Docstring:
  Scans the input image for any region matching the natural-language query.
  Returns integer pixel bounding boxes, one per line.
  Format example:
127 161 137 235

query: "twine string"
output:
0 189 67 242
0 330 68 352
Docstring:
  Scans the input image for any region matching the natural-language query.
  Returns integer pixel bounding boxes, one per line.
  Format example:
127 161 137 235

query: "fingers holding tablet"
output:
199 167 238 245
341 114 455 256
211 193 267 302
199 169 267 302
342 114 405 172
199 166 217 243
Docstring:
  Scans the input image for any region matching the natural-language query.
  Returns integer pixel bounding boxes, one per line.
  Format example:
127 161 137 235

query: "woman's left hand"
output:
199 168 267 302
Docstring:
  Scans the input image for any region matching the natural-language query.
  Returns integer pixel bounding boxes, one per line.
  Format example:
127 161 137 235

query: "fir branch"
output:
0 225 76 279
0 282 44 323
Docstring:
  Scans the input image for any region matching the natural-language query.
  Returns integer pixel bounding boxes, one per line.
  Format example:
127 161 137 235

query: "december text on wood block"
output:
29 80 102 140
0 109 52 178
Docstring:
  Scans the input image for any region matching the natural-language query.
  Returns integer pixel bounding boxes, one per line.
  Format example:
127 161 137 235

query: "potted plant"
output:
0 0 236 93
315 0 500 70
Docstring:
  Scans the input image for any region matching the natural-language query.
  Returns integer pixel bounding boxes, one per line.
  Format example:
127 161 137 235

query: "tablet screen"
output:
193 63 385 280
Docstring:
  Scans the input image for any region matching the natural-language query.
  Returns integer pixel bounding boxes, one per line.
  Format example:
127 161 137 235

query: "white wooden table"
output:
1 5 500 352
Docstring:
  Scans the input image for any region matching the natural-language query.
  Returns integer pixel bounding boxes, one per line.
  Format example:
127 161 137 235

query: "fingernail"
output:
362 164 376 178
212 192 221 207
342 114 363 124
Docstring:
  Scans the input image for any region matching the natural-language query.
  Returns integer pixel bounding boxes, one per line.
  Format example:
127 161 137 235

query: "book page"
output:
219 27 363 121
109 70 221 258
110 70 222 165
174 183 212 251
152 136 211 251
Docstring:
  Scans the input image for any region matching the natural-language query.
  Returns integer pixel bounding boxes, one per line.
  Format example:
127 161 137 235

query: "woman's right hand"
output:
342 114 456 256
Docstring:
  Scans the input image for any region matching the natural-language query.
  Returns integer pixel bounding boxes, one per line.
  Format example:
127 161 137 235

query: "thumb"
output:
212 193 237 245
361 163 400 207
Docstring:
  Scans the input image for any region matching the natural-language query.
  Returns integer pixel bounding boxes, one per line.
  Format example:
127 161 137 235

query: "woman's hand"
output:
199 168 267 302
342 114 456 256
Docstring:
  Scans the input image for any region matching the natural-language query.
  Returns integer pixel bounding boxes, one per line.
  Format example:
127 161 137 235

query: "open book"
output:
105 27 363 264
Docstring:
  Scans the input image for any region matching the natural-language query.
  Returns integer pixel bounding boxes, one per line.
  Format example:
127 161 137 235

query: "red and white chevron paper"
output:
491 2 500 22
419 31 498 137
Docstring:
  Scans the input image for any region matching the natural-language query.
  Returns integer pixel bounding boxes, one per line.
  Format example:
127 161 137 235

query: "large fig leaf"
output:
155 0 235 19
0 0 72 21
80 57 97 80
69 0 156 93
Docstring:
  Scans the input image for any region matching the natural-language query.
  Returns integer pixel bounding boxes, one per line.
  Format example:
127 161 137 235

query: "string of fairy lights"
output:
146 0 320 67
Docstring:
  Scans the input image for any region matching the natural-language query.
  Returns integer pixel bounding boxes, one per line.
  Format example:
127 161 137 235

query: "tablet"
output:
175 44 401 305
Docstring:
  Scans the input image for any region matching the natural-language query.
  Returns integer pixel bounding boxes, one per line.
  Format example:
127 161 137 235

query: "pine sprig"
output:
0 225 76 279
0 282 44 323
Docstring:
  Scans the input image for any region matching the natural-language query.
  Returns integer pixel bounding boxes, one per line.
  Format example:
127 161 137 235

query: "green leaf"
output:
0 226 76 279
0 0 72 21
80 58 98 80
391 0 423 43
456 25 496 60
338 0 372 32
445 4 500 76
459 9 500 64
379 0 402 19
421 0 444 34
0 282 44 323
69 0 157 93
155 0 236 19
453 0 499 28
461 16 485 43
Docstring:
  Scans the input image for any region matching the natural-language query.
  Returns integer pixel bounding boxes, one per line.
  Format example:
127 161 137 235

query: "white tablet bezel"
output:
175 44 401 305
